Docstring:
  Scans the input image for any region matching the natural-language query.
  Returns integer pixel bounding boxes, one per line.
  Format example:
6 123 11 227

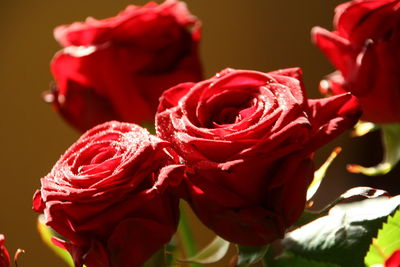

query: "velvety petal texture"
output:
33 121 180 267
49 0 203 132
312 0 400 123
156 68 361 246
0 235 10 267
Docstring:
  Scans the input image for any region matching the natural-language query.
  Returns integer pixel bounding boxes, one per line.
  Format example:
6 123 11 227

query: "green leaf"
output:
348 123 400 175
284 190 400 267
351 121 379 137
295 186 388 227
365 208 400 266
307 147 341 201
37 215 74 267
269 252 340 267
179 236 230 264
236 244 269 266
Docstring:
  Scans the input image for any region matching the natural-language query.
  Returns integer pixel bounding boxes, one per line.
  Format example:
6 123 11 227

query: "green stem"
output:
178 206 201 267
262 257 269 267
261 244 273 267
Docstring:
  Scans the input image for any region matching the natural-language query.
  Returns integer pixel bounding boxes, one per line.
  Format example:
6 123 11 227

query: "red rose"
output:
156 68 361 246
33 121 181 267
48 0 202 132
312 0 400 124
0 235 10 267
386 249 400 267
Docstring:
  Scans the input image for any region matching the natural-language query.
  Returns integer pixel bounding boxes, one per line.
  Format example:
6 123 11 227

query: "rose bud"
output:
33 121 182 267
0 235 10 267
312 0 400 123
47 0 202 132
156 68 361 246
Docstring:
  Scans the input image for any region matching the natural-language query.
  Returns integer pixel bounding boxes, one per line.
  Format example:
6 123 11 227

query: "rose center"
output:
211 98 255 127
71 144 121 175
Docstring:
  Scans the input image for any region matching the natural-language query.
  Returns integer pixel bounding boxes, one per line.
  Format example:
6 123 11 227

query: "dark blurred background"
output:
0 0 398 266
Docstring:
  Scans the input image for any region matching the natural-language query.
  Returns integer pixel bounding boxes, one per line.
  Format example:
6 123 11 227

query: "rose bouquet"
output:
25 0 400 266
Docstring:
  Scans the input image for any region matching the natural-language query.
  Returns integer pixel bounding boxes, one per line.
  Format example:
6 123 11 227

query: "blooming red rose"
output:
48 0 202 132
312 0 400 124
33 121 181 267
156 68 361 246
386 249 400 267
0 235 10 267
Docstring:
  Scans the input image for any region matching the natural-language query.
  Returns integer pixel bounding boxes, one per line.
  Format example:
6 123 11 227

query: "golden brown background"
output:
1 0 398 266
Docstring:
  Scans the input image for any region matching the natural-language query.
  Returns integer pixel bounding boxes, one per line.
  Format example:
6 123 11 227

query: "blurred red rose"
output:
312 0 400 123
33 121 181 267
0 235 10 267
156 68 361 246
48 0 202 132
386 249 400 267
